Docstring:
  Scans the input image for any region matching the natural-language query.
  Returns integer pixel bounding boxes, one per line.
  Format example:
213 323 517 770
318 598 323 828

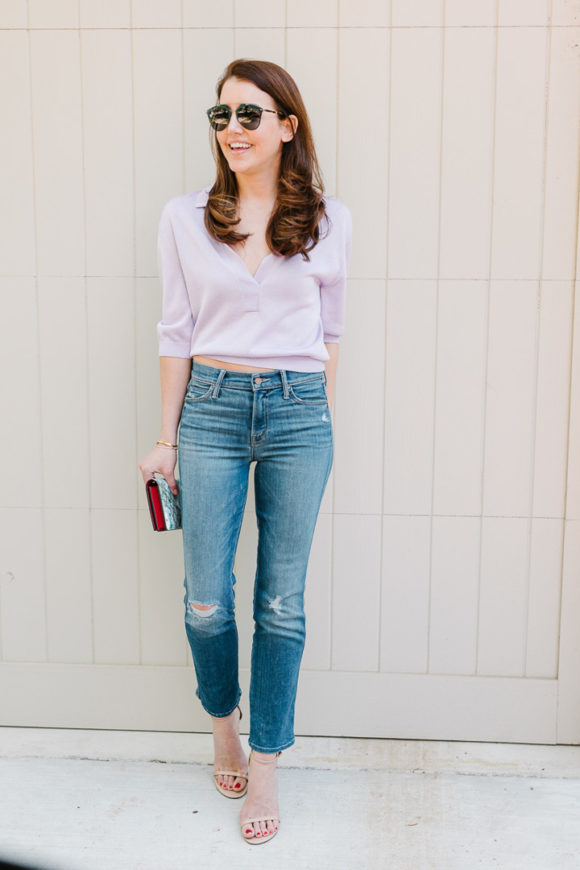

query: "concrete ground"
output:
0 727 579 870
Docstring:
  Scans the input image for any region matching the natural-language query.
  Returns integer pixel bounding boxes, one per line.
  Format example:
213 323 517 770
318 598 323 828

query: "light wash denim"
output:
177 360 334 753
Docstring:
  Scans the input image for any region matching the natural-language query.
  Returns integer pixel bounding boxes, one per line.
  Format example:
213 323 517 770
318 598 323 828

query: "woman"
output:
139 58 352 845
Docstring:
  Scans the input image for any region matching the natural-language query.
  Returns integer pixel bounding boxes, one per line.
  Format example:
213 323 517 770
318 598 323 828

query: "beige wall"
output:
1 1 579 741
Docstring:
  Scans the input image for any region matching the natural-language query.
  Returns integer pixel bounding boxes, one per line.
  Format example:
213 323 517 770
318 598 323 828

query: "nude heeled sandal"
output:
240 748 282 844
213 705 249 799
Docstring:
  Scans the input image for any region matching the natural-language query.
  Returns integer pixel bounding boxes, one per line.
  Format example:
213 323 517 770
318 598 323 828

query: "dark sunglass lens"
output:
208 107 230 129
237 105 262 129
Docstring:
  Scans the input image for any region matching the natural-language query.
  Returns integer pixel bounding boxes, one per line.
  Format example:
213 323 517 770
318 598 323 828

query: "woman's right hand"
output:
139 446 179 496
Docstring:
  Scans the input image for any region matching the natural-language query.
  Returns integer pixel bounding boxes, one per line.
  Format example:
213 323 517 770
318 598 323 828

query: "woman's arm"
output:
159 356 192 443
139 356 192 495
324 342 339 413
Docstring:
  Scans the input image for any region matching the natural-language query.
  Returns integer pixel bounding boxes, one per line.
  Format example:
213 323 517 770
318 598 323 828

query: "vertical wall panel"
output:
0 1 27 28
334 279 386 515
439 27 494 280
0 32 35 274
37 277 91 509
0 510 46 661
499 0 549 27
82 29 134 278
567 282 580 521
542 26 580 280
134 28 184 278
233 28 286 64
445 0 495 26
132 0 181 27
0 279 42 510
433 281 487 517
380 516 431 673
478 518 529 675
383 281 437 515
138 511 187 667
29 31 84 276
235 0 285 27
392 0 443 27
532 281 573 517
388 27 442 278
483 281 538 517
430 517 480 674
183 0 234 28
27 0 77 28
92 510 140 664
79 0 130 29
339 27 389 279
491 28 547 279
287 0 337 27
44 509 93 663
340 0 390 27
332 514 381 671
87 278 137 510
526 518 562 678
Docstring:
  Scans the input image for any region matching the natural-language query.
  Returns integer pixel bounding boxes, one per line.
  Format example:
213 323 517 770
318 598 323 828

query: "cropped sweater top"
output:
156 185 353 372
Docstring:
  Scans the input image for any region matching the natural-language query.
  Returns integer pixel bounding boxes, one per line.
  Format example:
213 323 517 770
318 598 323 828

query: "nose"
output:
225 112 244 132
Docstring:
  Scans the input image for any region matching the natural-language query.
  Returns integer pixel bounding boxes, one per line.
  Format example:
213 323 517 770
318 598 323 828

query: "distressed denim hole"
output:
268 595 283 615
190 602 218 618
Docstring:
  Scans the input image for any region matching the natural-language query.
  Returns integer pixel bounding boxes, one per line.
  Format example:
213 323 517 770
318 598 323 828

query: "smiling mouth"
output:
228 144 252 152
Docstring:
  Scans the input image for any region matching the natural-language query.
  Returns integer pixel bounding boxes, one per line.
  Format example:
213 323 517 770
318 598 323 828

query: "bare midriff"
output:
193 354 277 373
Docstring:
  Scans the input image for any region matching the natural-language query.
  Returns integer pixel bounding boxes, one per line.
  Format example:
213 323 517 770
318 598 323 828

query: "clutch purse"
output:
146 473 182 532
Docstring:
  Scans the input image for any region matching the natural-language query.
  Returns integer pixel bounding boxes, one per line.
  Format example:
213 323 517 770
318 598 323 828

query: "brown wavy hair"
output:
204 59 331 262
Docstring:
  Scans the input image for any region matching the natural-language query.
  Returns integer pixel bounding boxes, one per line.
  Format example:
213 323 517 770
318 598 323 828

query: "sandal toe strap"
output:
214 769 248 778
241 816 280 825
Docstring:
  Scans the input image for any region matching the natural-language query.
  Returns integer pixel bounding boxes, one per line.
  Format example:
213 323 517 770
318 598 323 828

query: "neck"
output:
235 173 278 209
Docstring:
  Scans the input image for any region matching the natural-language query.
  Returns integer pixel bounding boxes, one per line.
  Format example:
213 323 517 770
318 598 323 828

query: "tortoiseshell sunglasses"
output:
206 103 288 131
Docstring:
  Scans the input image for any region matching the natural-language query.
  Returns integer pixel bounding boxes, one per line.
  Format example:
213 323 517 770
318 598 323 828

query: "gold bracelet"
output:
156 440 178 449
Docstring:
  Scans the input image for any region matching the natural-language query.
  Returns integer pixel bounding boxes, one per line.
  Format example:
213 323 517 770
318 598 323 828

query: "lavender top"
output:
156 185 353 372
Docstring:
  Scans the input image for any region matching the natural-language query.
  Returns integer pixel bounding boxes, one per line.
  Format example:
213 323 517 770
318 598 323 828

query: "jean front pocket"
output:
184 375 215 404
288 377 328 406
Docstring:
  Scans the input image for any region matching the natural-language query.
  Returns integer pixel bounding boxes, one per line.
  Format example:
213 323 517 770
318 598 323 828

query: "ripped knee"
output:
189 601 218 618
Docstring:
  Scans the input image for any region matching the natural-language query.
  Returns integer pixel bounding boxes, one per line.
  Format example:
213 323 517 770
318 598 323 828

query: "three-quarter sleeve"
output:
156 203 195 357
320 203 353 343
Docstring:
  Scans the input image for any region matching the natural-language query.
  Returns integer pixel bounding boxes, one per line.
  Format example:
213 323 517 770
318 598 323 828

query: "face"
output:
214 77 298 179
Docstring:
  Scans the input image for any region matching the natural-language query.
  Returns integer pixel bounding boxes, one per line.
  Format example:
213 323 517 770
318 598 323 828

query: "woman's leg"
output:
178 366 253 789
241 368 333 838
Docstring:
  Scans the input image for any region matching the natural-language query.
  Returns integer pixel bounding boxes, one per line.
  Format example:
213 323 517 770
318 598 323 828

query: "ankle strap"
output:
250 749 282 762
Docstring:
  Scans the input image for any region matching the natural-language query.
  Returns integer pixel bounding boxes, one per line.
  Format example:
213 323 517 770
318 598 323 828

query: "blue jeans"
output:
177 360 334 753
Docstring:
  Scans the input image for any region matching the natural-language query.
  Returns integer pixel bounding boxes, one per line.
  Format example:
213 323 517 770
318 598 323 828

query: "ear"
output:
283 114 299 141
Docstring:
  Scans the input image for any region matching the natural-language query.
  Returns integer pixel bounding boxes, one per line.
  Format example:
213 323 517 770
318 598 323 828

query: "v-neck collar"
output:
194 184 277 286
224 245 275 284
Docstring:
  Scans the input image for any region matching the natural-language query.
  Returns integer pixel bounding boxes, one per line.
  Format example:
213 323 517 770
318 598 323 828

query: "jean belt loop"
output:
279 369 289 399
323 370 327 386
213 369 226 398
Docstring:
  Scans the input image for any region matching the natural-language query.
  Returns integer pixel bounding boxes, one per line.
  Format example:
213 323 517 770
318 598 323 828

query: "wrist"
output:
156 438 178 451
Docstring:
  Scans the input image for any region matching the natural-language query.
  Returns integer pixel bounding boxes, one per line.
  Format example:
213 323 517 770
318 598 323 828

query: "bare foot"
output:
212 706 248 792
240 750 281 839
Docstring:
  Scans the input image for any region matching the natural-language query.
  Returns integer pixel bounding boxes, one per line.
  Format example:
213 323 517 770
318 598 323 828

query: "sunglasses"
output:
206 103 288 131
